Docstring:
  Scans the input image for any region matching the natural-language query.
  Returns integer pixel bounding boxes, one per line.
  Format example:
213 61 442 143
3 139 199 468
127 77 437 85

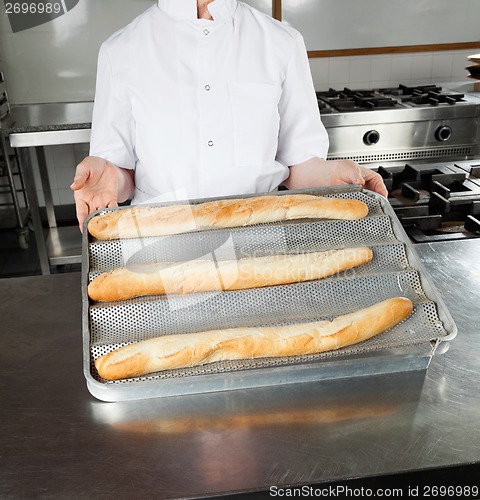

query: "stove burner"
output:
433 221 470 234
380 84 465 107
416 215 480 240
402 92 465 107
316 87 400 112
390 186 430 205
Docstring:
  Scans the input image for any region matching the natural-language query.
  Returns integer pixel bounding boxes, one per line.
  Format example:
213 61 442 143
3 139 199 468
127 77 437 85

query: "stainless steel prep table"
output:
1 239 479 498
1 102 92 274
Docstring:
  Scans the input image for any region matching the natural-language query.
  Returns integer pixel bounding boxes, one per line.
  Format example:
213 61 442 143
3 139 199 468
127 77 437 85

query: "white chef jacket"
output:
89 0 329 204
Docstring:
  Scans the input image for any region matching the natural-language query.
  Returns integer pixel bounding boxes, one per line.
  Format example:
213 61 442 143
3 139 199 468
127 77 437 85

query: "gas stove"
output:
320 83 480 242
320 84 480 163
374 160 480 242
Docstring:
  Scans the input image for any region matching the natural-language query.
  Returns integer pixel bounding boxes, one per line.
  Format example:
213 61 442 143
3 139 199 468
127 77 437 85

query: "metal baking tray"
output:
82 186 457 401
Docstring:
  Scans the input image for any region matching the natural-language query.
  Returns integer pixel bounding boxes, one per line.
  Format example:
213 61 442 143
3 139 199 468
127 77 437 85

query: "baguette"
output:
88 247 373 302
94 297 414 380
87 194 369 240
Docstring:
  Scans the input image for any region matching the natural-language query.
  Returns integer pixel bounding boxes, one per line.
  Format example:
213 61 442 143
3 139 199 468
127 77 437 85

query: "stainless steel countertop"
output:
2 101 93 146
1 239 479 498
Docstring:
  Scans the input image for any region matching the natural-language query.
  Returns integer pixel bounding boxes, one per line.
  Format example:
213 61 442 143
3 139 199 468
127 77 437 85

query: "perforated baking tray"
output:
82 186 456 401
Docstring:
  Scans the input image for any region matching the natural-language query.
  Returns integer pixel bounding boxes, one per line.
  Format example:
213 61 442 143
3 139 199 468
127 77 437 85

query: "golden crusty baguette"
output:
88 247 373 302
94 297 414 380
87 194 369 240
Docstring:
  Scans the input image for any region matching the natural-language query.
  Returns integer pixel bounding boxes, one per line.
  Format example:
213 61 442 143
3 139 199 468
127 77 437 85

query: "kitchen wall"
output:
0 0 476 208
310 50 472 91
284 0 480 51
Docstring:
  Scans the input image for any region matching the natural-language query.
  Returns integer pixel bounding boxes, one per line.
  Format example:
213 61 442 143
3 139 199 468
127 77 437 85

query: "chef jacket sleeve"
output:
88 45 137 170
275 32 329 167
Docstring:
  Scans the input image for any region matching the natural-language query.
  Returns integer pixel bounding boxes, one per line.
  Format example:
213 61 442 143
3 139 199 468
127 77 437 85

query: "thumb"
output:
353 176 366 187
350 165 365 186
70 161 91 190
333 160 366 187
346 165 365 187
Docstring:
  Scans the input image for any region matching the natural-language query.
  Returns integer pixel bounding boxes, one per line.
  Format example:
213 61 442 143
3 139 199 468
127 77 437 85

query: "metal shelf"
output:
2 101 93 274
46 226 82 266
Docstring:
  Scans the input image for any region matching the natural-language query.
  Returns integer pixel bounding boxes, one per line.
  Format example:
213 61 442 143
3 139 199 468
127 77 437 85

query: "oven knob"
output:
363 130 380 145
435 125 453 142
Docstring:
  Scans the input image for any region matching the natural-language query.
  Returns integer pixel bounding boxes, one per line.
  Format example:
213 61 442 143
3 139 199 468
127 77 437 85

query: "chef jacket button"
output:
205 85 211 91
207 140 214 147
203 29 209 35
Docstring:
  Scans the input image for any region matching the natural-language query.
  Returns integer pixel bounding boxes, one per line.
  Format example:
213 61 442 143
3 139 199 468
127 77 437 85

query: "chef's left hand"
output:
284 158 388 198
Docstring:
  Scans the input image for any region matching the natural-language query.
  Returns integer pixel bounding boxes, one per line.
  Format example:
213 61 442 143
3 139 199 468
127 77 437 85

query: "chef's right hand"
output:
70 156 123 231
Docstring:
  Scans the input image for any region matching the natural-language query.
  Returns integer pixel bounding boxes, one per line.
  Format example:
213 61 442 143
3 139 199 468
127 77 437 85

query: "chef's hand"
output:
284 158 388 198
70 156 134 231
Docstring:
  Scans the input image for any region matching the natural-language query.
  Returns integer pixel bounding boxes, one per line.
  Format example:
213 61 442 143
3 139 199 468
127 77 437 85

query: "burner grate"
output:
317 84 472 114
317 87 400 112
375 162 480 242
400 91 465 107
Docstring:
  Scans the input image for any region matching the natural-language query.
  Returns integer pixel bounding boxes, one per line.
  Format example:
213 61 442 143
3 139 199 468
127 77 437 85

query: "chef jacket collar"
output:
156 0 237 22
